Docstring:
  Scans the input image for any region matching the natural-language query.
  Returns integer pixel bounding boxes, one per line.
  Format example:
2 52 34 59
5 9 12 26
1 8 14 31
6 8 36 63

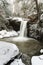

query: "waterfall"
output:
19 21 27 37
11 19 29 42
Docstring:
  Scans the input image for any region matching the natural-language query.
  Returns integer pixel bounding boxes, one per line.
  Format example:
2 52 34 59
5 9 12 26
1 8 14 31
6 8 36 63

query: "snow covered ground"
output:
0 41 19 65
0 30 18 38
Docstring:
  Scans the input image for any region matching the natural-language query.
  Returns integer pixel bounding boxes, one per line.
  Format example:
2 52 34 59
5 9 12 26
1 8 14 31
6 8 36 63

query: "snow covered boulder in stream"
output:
31 55 43 65
0 30 18 38
3 30 18 38
0 41 19 65
40 49 43 53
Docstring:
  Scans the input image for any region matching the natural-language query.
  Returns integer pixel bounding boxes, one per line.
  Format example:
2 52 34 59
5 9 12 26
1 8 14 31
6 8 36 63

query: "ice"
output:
10 59 25 65
0 41 19 64
31 55 43 65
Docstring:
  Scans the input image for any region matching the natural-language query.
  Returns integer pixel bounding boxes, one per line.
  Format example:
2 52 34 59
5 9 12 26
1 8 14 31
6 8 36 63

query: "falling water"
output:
11 19 29 42
19 21 27 37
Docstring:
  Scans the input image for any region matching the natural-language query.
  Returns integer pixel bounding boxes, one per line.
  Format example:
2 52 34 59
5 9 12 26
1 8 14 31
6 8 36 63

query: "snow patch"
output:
12 17 23 22
10 59 25 65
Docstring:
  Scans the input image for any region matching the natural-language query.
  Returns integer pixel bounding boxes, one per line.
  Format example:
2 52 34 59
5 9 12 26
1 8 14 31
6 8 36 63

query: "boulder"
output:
31 55 43 65
0 41 19 65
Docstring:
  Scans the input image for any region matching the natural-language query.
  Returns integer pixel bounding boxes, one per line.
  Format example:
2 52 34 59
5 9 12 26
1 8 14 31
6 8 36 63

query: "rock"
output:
8 17 20 31
0 30 18 38
3 30 18 38
0 41 19 65
29 23 43 41
21 54 31 65
40 49 43 53
0 30 7 35
31 55 43 65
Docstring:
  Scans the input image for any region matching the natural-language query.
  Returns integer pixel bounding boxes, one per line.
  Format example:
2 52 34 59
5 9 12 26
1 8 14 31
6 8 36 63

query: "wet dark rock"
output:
7 18 20 31
27 22 43 42
21 54 31 65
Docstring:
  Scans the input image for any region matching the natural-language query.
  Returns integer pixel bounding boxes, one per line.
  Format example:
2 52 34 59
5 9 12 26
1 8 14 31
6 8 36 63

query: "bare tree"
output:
34 0 41 25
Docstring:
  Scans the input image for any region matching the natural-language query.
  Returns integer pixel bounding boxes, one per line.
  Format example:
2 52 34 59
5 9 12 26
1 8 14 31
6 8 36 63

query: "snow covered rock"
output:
31 55 43 65
0 30 18 38
10 59 25 65
12 17 23 22
0 41 19 65
40 49 43 53
0 35 3 38
3 30 18 38
0 30 7 36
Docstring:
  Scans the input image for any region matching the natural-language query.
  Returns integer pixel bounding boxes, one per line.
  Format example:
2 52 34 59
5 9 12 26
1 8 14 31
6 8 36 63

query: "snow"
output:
3 30 18 37
40 14 43 19
31 55 43 65
40 49 43 53
0 41 19 65
0 30 7 36
17 31 20 35
12 17 23 22
0 30 18 38
10 59 25 65
0 35 3 38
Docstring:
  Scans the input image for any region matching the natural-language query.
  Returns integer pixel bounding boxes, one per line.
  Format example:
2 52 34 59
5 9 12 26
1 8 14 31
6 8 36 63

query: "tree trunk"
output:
34 0 41 25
